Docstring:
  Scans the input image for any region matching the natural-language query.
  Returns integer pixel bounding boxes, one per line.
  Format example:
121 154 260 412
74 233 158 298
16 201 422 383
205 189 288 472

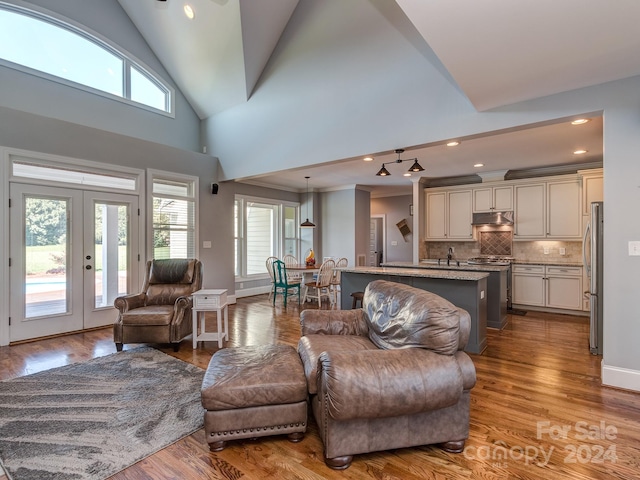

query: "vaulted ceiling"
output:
118 0 640 192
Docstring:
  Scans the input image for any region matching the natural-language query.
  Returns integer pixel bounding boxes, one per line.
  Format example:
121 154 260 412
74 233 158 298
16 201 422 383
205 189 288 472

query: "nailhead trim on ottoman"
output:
201 344 308 451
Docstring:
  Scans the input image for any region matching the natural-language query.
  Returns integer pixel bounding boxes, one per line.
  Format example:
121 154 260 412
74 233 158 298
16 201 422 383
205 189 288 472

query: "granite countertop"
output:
512 260 583 267
342 266 489 281
384 261 509 272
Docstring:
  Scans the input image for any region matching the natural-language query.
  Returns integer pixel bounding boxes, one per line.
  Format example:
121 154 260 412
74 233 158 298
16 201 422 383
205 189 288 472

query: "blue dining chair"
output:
272 260 301 308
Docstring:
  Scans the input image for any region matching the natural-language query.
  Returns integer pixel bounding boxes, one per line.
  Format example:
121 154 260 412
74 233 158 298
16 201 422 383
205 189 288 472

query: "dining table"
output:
286 264 320 286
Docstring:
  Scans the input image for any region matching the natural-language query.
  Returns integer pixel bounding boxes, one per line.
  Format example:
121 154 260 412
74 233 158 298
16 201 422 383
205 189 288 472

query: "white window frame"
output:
0 1 175 116
6 148 143 195
235 194 300 281
147 169 199 261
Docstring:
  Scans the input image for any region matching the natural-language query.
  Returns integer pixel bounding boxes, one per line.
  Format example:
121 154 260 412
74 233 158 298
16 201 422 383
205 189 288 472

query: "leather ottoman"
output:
201 344 308 451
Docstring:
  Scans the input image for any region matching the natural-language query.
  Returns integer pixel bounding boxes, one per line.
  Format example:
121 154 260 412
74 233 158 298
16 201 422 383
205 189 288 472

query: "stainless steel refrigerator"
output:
583 201 603 355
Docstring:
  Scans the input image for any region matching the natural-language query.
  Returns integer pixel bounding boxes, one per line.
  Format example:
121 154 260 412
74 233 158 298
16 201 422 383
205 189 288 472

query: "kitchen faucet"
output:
447 247 453 266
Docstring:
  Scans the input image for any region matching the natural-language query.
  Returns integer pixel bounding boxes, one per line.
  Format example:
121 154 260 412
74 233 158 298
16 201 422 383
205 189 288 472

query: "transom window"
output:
0 3 173 114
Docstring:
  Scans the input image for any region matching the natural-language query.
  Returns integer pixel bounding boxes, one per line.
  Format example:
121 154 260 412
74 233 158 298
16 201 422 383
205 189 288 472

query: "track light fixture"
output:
300 176 315 228
375 149 424 176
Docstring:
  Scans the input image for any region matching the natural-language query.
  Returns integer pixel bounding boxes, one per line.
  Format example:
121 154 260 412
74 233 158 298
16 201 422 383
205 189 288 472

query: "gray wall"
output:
355 188 371 266
371 195 413 263
319 187 370 268
321 189 356 264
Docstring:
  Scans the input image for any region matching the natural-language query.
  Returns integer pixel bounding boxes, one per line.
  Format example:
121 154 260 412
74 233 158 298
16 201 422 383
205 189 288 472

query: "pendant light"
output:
375 149 424 176
300 176 315 228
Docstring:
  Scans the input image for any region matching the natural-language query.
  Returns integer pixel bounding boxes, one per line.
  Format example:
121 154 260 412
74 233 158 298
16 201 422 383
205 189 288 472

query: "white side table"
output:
192 289 229 348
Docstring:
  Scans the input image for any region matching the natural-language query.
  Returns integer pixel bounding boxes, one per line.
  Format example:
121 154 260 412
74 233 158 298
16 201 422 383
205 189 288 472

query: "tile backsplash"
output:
479 231 512 256
425 240 583 263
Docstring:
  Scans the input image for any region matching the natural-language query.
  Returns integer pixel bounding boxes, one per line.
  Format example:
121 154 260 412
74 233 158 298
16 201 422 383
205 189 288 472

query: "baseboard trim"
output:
235 286 270 298
511 304 588 317
602 362 640 393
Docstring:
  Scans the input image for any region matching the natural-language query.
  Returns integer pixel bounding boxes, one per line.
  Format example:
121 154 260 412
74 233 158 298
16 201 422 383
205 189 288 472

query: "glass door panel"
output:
10 184 83 341
24 196 68 318
83 191 139 329
93 202 128 308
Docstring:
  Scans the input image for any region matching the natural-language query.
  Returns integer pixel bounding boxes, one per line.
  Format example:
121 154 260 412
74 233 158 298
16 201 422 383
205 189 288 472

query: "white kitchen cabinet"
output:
514 183 546 238
448 190 473 238
425 189 473 240
579 169 603 215
473 186 513 212
512 264 583 311
514 179 582 240
512 265 545 306
545 266 583 310
547 179 582 238
425 191 447 239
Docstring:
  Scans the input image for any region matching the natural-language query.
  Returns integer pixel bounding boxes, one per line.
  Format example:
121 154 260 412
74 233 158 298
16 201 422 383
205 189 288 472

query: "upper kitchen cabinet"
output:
425 191 447 239
425 189 473 240
578 168 603 215
547 179 582 238
514 183 546 237
514 176 582 240
473 185 513 212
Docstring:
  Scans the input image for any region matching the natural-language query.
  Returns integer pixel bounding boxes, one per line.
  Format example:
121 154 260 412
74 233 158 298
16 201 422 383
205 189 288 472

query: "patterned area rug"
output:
0 347 205 480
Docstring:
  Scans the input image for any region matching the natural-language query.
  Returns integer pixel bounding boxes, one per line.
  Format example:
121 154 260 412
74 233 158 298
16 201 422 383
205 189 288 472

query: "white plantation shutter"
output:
152 176 197 259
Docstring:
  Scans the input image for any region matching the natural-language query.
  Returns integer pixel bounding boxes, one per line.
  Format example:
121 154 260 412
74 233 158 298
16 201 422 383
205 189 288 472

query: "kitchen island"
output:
384 261 509 330
340 266 489 354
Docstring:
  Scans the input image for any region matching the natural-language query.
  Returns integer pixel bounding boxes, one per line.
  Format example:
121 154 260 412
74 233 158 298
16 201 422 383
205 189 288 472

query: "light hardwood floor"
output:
1 295 639 480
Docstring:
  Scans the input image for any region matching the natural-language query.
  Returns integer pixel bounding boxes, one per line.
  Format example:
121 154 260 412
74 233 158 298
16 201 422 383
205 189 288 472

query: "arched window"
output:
0 3 173 114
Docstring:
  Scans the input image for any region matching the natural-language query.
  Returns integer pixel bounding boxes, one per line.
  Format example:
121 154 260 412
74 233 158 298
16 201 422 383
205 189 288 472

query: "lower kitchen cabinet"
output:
512 264 583 311
512 265 545 306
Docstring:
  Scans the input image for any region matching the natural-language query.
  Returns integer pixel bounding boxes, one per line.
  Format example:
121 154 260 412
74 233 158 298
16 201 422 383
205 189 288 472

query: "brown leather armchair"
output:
114 258 203 352
297 279 476 469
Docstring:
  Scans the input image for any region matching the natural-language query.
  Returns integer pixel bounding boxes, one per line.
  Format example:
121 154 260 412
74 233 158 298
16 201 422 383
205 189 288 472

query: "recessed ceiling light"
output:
184 4 195 19
446 141 460 147
403 172 411 177
363 156 374 162
571 118 590 125
474 163 484 168
573 149 588 155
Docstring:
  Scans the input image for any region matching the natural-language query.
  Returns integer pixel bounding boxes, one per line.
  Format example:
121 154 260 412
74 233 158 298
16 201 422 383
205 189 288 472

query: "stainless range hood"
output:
471 211 514 226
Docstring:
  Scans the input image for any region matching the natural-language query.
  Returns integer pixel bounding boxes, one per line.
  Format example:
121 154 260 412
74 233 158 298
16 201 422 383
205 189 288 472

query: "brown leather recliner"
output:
297 279 476 469
114 258 203 352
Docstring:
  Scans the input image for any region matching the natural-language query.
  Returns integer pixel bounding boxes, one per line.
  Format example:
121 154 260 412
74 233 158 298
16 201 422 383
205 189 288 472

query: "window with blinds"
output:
235 196 300 279
151 174 197 259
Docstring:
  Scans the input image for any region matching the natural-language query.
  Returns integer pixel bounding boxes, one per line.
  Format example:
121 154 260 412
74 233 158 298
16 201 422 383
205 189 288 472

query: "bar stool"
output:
351 291 364 309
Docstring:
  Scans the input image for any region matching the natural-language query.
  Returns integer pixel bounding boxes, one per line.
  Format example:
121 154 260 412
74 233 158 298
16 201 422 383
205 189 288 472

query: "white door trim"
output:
0 146 145 346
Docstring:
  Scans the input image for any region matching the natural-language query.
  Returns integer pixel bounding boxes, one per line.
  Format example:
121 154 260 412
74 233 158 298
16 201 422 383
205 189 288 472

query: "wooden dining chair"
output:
265 256 279 300
304 259 335 307
330 257 348 305
282 254 303 282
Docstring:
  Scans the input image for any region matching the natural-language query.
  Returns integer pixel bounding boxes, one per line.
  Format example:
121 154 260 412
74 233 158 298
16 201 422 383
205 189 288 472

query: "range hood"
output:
471 211 514 226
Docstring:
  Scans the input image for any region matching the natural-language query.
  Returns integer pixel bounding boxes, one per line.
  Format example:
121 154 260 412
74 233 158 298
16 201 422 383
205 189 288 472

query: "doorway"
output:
369 215 385 266
9 183 139 342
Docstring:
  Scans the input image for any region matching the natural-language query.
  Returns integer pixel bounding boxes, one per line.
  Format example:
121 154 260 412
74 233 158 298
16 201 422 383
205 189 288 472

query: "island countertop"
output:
383 261 509 272
341 266 489 281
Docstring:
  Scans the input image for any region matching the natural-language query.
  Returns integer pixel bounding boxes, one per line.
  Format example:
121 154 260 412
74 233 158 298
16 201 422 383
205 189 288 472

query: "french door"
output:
9 183 139 342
